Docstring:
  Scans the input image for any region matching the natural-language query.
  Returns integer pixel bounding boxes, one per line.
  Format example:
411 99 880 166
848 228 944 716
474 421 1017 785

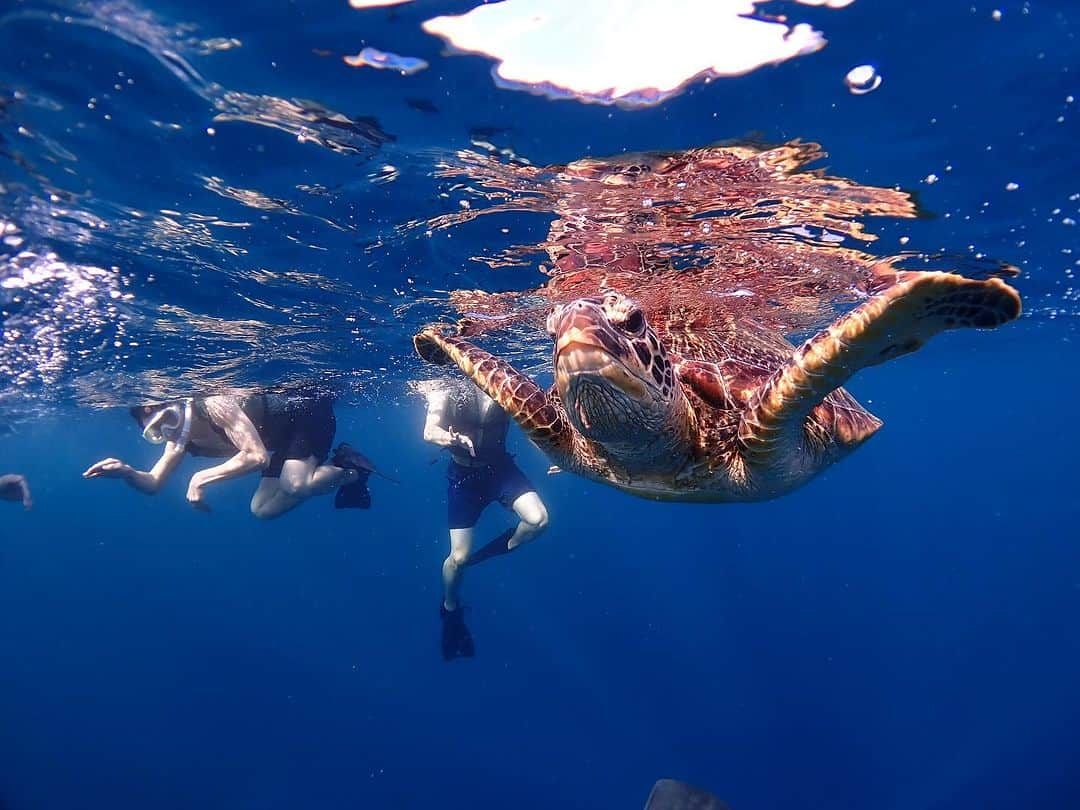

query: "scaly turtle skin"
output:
415 271 1021 502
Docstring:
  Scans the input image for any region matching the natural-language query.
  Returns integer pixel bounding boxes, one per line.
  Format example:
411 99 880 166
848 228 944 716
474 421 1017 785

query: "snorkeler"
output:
645 779 728 810
0 473 32 510
419 378 549 661
82 388 377 518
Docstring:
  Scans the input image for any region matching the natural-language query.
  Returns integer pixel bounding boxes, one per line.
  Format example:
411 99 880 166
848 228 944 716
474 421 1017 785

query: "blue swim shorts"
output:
446 454 534 530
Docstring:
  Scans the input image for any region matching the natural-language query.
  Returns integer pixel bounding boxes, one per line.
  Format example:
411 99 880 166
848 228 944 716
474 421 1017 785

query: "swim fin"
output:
333 442 400 483
333 442 374 509
465 528 514 567
333 442 376 473
334 475 371 509
439 604 475 661
644 779 729 810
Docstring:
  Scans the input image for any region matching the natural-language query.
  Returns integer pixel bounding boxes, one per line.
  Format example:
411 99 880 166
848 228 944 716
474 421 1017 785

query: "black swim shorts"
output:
260 391 336 478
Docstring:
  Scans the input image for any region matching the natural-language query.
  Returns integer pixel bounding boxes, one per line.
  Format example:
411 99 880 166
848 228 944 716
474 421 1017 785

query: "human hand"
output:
83 458 133 480
454 432 475 457
186 473 212 512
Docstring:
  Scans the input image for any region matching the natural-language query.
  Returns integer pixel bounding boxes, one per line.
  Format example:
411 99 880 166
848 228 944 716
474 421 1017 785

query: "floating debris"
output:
344 47 429 76
844 64 882 95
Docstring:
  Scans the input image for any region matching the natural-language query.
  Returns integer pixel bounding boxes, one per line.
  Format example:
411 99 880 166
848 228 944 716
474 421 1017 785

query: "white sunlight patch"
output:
419 0 854 108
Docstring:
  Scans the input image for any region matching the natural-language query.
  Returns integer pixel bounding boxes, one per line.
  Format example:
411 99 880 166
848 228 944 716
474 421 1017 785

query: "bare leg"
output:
466 491 549 568
249 477 300 520
443 527 474 611
279 456 358 497
506 491 549 550
440 526 477 660
249 456 358 520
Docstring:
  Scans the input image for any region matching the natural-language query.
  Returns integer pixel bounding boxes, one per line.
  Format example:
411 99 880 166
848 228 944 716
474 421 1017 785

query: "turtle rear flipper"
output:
414 327 572 456
739 271 1021 463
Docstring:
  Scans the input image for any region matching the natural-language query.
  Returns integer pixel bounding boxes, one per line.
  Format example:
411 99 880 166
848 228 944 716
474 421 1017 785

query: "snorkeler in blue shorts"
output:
83 388 376 519
420 379 549 661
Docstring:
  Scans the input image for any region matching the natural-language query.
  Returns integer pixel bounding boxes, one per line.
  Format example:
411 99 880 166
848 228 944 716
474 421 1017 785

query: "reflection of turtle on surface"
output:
413 142 1023 503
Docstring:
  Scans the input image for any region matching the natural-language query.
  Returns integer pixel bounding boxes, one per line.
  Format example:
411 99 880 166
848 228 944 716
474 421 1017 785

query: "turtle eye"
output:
622 309 645 335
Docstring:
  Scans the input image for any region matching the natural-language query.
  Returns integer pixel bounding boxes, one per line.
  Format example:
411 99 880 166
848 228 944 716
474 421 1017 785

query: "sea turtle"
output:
412 141 1022 501
414 271 1020 502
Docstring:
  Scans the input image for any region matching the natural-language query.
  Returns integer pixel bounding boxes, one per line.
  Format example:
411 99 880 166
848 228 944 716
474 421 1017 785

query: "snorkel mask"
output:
141 399 193 451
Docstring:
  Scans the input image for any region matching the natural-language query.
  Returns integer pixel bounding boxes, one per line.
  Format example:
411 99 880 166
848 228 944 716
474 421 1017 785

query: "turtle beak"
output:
552 302 647 399
552 301 617 359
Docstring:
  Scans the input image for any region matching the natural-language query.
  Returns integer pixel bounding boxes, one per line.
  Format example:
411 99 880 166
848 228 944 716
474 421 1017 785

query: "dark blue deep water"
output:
2 1 1079 808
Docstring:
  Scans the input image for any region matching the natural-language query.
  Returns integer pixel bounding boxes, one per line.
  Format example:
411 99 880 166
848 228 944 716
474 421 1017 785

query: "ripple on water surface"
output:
0 0 1074 427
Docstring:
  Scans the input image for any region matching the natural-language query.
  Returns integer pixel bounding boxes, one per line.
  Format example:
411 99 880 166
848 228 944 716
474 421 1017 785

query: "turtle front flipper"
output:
414 326 572 456
739 271 1022 465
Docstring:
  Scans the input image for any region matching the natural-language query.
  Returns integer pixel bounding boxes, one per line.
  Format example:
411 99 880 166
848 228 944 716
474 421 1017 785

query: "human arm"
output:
0 473 33 509
421 390 475 457
82 443 186 494
183 396 269 509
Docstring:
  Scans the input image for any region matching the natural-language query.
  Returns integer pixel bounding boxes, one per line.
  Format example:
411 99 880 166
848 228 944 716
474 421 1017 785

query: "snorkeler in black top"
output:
419 379 549 660
0 473 32 510
83 388 377 518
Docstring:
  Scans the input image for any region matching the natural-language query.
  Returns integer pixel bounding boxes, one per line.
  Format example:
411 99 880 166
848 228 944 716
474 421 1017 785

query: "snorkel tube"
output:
174 399 193 452
140 399 193 452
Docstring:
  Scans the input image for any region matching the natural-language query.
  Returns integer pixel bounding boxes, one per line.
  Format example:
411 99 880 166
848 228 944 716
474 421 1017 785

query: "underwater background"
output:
2 0 1079 808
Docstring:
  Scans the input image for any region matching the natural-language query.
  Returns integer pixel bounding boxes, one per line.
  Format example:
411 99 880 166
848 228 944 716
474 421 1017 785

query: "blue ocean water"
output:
2 1 1079 808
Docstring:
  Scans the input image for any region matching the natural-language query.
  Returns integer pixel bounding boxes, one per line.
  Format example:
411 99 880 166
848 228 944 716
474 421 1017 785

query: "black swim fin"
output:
333 442 400 483
465 528 514 568
333 442 375 472
644 779 729 810
334 475 371 509
439 604 475 661
333 442 374 509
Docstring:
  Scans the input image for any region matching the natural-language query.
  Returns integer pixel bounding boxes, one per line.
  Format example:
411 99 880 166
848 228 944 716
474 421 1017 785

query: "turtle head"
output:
548 293 679 448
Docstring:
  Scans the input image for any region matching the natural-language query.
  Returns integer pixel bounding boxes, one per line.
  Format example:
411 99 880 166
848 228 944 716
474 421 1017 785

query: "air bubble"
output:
844 65 881 95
